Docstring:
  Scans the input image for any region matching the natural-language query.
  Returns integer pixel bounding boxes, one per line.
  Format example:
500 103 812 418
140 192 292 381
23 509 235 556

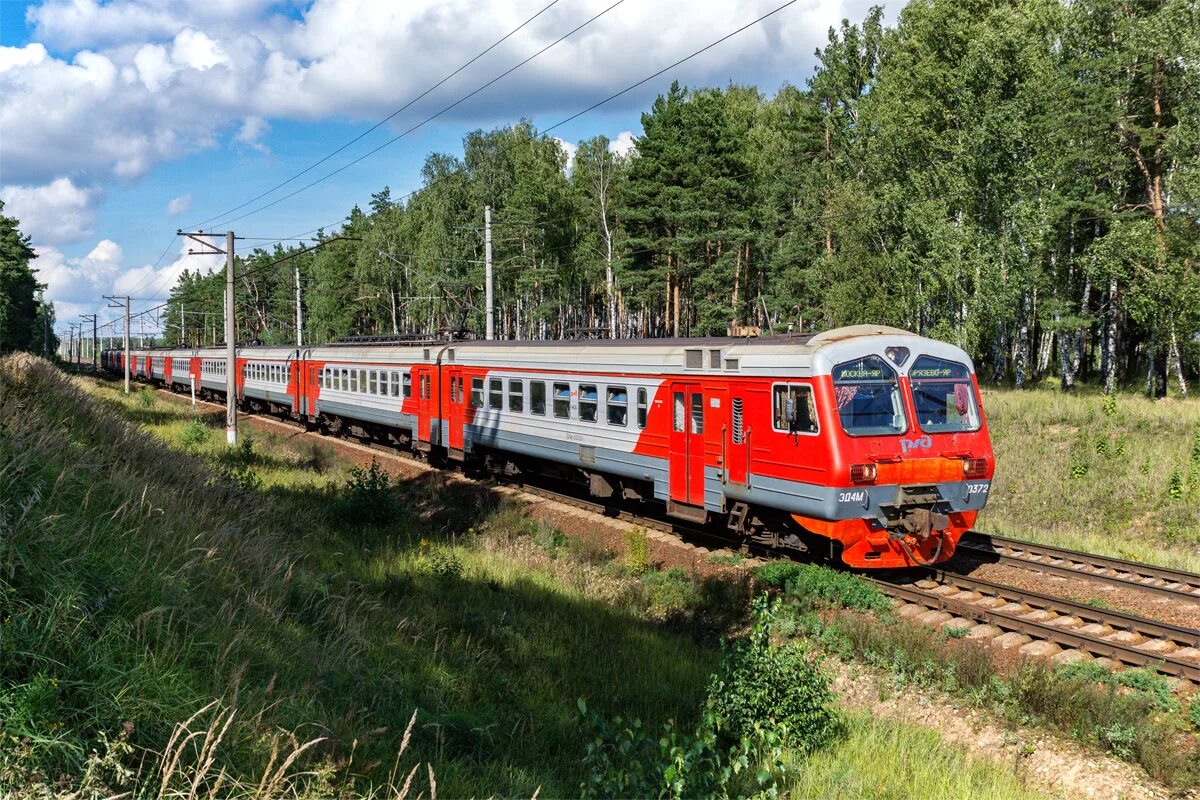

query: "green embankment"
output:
980 385 1200 572
2 358 1046 798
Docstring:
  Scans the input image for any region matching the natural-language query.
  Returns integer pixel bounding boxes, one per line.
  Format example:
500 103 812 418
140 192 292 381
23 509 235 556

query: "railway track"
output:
875 571 1200 681
957 531 1200 601
140 382 1200 683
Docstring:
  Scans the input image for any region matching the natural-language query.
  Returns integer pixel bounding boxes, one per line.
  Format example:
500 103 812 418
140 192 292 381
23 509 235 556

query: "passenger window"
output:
636 388 648 429
579 384 598 423
773 385 819 434
403 372 412 399
489 378 503 410
369 371 378 395
318 368 325 388
471 378 484 409
509 379 523 413
390 372 399 397
606 386 627 426
673 392 685 432
553 383 570 419
690 393 704 434
530 381 546 415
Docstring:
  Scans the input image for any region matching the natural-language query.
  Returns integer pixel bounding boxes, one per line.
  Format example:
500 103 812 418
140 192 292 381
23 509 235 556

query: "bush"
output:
580 595 837 799
643 567 699 613
292 438 335 474
623 527 651 576
211 436 262 491
707 595 844 754
136 387 156 407
753 561 890 613
178 420 210 451
331 458 394 526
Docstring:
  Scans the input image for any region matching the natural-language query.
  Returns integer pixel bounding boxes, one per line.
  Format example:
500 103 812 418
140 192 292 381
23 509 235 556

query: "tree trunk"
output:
1104 279 1118 394
991 323 1008 385
1015 292 1031 388
1169 320 1188 399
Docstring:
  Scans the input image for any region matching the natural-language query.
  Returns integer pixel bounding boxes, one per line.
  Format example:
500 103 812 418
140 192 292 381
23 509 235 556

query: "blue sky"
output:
0 0 880 334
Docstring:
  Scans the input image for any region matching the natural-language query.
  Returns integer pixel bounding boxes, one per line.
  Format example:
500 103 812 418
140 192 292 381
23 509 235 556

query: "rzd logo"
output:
899 435 932 454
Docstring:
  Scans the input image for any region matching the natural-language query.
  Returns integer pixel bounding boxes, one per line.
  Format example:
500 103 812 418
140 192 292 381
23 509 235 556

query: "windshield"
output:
909 356 981 432
832 356 906 436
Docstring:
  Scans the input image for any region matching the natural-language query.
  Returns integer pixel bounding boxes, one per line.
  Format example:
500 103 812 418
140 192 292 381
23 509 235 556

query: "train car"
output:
101 325 994 569
304 345 429 447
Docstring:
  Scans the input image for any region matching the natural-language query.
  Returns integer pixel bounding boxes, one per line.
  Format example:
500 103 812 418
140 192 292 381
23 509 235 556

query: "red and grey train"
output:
101 325 994 568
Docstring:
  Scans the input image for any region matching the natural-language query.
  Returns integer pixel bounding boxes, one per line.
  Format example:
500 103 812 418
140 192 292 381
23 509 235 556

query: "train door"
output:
446 367 465 456
668 382 707 518
414 366 432 446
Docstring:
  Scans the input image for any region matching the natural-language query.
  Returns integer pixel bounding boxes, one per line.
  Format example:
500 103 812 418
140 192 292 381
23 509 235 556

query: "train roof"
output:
114 326 976 377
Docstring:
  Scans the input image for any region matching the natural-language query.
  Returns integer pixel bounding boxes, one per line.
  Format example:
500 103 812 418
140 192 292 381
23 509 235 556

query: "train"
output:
100 324 995 568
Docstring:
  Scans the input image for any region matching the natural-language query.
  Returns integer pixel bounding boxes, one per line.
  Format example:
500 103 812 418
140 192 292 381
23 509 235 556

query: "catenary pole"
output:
485 204 494 340
225 231 237 445
105 294 131 393
81 314 97 372
295 266 303 347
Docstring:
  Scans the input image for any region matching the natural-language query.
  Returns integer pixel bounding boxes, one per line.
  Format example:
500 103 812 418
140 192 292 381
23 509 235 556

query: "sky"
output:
0 0 883 338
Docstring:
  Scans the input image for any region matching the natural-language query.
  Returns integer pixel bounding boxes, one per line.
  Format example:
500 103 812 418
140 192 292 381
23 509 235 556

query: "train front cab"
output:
791 341 993 568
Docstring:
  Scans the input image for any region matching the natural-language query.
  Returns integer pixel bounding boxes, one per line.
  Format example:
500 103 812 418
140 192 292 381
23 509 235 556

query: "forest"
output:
160 0 1199 395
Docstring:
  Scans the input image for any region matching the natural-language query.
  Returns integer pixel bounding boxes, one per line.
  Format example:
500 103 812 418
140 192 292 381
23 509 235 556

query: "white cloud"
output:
37 236 223 325
0 177 100 245
236 116 270 153
6 0 882 190
171 28 227 71
166 193 192 216
0 42 48 72
608 130 636 158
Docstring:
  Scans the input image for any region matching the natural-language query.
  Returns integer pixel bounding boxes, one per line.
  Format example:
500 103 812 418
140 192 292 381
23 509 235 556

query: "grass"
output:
980 385 1200 572
3 361 1140 798
2 360 719 797
791 713 1046 800
751 560 1200 789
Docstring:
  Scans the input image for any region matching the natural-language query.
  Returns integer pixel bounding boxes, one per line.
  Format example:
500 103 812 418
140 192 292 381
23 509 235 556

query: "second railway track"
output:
956 530 1200 601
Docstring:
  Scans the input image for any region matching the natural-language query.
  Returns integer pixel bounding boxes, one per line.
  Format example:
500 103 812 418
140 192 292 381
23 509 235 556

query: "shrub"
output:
292 438 336 474
579 595 839 799
1168 468 1185 500
178 420 210 451
623 527 651 576
534 522 568 552
331 458 394 526
418 542 463 580
643 567 699 613
136 387 155 408
753 561 889 613
706 595 844 754
1102 392 1118 418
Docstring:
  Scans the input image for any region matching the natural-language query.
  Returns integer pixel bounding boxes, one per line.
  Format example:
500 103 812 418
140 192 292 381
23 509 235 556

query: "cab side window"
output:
772 384 818 434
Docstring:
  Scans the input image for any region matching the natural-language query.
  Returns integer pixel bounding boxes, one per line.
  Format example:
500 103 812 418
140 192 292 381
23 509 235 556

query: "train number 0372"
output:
966 483 990 495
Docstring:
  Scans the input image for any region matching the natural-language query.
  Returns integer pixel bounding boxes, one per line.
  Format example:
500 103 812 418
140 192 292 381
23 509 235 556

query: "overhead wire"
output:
185 0 566 231
205 0 627 230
